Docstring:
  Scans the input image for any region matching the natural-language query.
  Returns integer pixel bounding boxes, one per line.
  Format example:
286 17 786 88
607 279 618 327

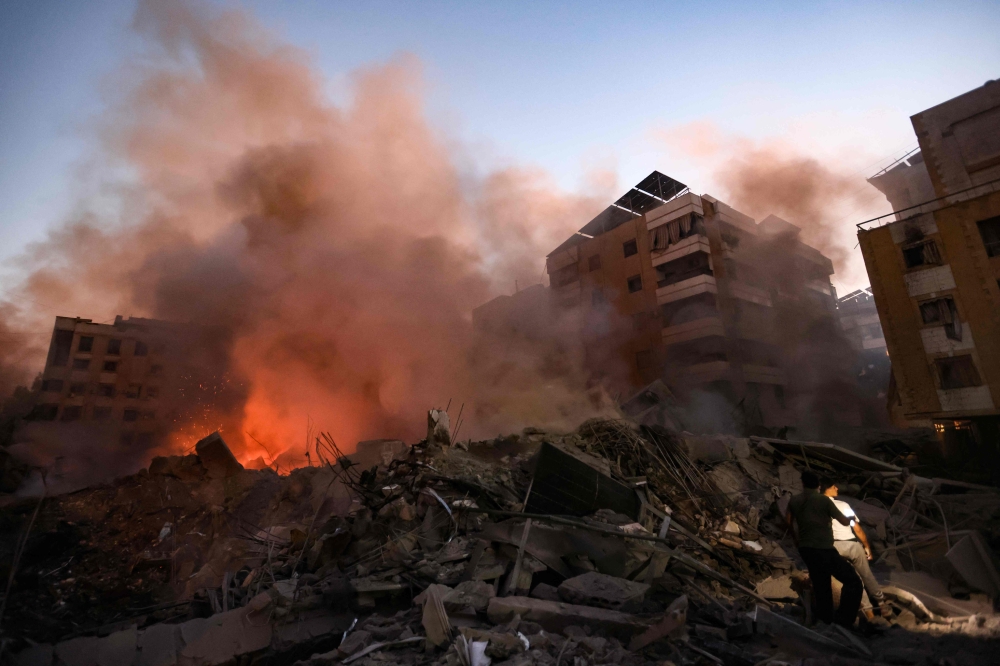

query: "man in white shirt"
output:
821 478 886 615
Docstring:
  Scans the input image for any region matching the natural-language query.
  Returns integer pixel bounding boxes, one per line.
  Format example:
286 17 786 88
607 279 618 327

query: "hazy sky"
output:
2 0 998 289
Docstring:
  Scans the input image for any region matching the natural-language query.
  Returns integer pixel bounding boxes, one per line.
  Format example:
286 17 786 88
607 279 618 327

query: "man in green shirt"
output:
785 470 863 627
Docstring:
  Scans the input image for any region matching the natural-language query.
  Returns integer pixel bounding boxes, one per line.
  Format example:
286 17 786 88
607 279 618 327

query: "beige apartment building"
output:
545 171 848 435
30 315 190 446
860 79 1000 455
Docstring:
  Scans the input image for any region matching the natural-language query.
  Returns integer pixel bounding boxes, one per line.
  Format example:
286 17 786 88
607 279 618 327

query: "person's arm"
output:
853 522 873 560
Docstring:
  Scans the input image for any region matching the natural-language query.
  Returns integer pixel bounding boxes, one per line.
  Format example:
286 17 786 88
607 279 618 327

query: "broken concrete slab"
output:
178 606 272 666
420 583 453 647
524 442 639 519
427 410 451 448
486 596 649 641
137 623 181 666
443 580 495 613
53 636 102 666
530 583 561 602
755 575 799 600
97 626 138 666
194 432 243 479
12 644 53 666
557 571 649 612
946 531 1000 598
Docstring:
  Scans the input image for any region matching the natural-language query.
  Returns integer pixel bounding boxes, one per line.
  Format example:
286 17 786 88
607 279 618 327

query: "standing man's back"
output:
785 471 863 627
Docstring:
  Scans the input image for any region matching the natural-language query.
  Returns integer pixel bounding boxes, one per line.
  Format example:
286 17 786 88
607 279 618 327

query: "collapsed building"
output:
3 411 1000 666
860 79 1000 471
542 172 859 438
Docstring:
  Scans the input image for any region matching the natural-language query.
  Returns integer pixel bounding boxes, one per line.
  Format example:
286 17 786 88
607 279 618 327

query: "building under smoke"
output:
836 288 892 426
859 79 1000 465
543 171 859 438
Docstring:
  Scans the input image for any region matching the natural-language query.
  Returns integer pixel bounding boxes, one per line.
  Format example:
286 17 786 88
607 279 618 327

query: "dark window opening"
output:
98 383 116 398
663 336 727 364
661 292 718 327
78 336 94 352
126 384 142 399
60 406 83 422
551 262 580 287
919 297 962 341
134 340 149 356
146 386 160 398
902 240 942 268
103 361 118 373
41 379 64 392
626 274 643 293
51 329 74 367
106 338 122 355
30 404 60 421
935 355 982 390
623 239 638 257
68 382 87 396
92 406 112 420
656 251 713 288
588 255 602 272
72 358 90 370
123 409 138 422
150 364 163 376
977 215 1000 257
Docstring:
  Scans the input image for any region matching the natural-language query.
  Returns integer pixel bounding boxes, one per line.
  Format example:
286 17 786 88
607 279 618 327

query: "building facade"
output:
545 171 850 435
29 315 205 447
837 288 892 425
859 80 1000 453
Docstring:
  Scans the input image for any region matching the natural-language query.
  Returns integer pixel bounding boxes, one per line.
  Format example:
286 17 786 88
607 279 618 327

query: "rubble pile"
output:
3 416 1000 665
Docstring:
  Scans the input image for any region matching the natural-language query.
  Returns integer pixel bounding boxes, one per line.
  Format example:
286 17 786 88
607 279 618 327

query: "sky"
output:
1 0 999 295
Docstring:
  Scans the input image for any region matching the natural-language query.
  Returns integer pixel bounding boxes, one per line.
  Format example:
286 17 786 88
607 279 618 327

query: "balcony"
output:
662 316 725 346
728 281 772 307
651 234 711 267
656 274 717 305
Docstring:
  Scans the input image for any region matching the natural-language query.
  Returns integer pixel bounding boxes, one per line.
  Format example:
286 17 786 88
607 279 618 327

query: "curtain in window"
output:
922 241 942 265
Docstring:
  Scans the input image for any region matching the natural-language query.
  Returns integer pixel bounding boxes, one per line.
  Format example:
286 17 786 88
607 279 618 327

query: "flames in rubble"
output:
0 0 612 473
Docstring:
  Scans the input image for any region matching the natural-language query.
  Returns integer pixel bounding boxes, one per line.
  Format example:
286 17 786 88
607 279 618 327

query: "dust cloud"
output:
0 0 612 477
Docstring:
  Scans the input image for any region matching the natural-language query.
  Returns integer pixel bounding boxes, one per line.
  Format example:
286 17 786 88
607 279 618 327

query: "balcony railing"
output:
858 176 1000 231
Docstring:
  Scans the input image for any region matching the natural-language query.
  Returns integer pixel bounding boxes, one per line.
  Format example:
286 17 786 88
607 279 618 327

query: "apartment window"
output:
51 329 74 367
657 251 712 288
41 379 64 392
106 338 122 355
901 240 942 269
103 361 118 373
78 336 94 352
146 386 160 399
919 297 961 340
92 406 112 421
661 292 718 327
977 215 1000 257
123 409 138 422
627 274 643 293
588 255 602 272
592 289 606 306
134 340 149 356
68 382 87 396
126 384 142 399
60 406 83 422
98 383 116 398
31 404 59 421
150 364 163 376
935 355 982 390
72 358 90 370
623 239 638 258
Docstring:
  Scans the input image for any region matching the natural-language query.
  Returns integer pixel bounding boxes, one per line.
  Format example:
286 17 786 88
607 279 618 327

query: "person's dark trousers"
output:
799 547 863 627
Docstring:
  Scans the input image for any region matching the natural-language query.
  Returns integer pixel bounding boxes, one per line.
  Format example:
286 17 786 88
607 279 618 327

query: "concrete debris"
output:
4 415 1000 665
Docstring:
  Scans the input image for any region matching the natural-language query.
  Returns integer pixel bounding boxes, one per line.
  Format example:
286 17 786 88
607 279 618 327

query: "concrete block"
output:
178 607 271 666
97 626 138 666
558 572 649 611
138 622 181 666
487 596 649 641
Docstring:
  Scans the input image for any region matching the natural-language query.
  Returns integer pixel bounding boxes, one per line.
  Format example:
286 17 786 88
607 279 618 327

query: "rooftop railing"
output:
858 176 1000 231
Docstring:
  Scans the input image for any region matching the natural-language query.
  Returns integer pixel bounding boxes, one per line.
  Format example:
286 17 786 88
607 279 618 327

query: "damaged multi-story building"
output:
836 288 892 424
861 79 1000 456
544 171 855 435
26 314 231 449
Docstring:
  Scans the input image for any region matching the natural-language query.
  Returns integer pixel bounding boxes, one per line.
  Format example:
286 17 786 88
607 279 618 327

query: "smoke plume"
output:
0 0 612 480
